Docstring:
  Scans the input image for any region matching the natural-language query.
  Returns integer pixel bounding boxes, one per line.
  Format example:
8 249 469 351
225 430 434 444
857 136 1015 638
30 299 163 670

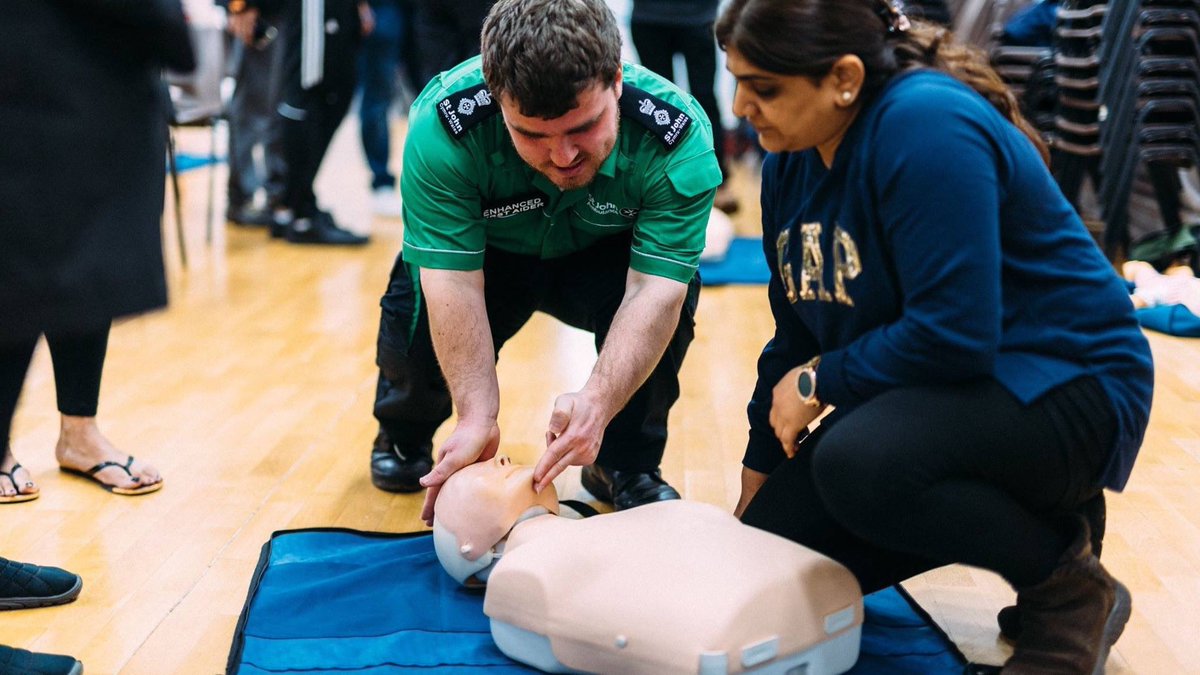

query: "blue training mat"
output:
227 529 969 674
171 153 222 173
699 237 771 286
1135 304 1200 337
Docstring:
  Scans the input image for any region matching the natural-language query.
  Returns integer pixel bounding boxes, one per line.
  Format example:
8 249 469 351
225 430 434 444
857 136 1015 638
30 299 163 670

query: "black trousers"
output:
411 0 496 88
373 235 700 471
280 79 356 219
629 20 728 179
1 325 110 445
276 0 361 219
741 377 1113 593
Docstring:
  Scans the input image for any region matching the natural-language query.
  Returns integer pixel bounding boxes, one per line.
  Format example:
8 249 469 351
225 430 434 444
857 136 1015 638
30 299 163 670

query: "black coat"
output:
0 0 194 341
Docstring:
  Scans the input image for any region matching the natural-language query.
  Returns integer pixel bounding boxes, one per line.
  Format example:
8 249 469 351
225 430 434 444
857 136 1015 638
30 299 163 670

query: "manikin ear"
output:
826 55 866 107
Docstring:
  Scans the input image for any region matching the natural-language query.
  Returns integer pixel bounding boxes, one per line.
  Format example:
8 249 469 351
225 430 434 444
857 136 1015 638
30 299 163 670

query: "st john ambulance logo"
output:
621 86 693 149
436 83 500 140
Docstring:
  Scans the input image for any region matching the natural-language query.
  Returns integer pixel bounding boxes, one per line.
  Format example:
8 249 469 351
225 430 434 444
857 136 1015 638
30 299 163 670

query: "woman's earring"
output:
841 91 853 104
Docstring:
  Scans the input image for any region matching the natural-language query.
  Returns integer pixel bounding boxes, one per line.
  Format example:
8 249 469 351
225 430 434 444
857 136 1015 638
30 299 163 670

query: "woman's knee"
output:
810 426 898 533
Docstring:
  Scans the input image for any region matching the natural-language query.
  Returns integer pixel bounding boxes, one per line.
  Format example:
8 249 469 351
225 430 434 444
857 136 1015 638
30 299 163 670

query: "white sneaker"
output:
371 186 403 217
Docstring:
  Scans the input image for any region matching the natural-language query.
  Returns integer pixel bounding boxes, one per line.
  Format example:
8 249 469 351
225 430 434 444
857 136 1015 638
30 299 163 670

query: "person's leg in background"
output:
631 20 737 213
44 326 163 495
629 20 677 89
280 0 369 247
676 22 737 213
225 29 287 227
359 0 404 217
412 0 493 87
451 0 496 67
412 0 460 87
279 82 369 246
0 337 39 503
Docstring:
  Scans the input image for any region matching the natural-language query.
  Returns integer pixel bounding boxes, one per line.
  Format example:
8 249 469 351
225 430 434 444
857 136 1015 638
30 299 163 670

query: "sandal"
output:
60 455 163 496
0 463 38 504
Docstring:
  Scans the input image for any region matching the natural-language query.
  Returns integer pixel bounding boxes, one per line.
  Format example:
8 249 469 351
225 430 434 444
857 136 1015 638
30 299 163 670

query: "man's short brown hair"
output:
481 0 623 119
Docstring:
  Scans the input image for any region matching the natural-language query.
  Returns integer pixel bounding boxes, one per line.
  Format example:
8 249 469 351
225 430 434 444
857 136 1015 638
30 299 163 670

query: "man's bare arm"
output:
417 268 502 523
533 269 688 490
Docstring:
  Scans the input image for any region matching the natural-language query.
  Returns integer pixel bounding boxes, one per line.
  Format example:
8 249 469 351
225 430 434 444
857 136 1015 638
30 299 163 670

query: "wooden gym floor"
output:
1 116 1198 674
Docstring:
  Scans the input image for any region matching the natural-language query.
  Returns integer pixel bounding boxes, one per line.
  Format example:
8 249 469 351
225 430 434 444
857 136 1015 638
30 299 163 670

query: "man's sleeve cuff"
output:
401 243 485 271
630 250 699 284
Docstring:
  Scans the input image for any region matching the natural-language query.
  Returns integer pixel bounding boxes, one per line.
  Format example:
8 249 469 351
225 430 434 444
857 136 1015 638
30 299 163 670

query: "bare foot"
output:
1 445 39 502
54 417 162 494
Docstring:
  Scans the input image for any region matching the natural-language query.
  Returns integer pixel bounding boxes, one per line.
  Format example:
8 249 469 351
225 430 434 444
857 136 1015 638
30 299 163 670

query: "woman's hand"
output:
769 366 826 457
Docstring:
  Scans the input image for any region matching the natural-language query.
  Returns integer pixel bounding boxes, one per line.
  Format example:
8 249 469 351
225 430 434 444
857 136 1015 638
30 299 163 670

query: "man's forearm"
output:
421 268 500 424
585 270 688 420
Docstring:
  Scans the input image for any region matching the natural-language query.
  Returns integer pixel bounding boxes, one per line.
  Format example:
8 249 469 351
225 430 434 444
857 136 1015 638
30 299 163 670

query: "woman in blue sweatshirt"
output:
715 1 1153 673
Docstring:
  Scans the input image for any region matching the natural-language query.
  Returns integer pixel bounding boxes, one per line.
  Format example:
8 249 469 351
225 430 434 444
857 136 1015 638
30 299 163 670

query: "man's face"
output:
500 76 622 191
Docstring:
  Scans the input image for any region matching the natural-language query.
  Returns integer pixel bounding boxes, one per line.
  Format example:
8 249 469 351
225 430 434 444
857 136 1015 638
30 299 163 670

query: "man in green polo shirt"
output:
370 0 721 520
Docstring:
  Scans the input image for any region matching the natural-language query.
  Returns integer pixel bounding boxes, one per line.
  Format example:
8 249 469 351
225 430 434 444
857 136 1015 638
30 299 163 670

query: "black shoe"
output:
580 464 680 511
0 645 82 675
286 211 369 246
0 558 82 611
370 429 433 493
269 208 293 239
225 204 274 227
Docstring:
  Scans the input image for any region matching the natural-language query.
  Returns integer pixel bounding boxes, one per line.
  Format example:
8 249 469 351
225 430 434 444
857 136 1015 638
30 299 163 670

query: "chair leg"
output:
205 120 217 245
167 128 188 268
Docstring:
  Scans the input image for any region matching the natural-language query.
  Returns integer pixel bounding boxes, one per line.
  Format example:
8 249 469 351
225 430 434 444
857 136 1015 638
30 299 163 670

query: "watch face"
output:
798 370 815 399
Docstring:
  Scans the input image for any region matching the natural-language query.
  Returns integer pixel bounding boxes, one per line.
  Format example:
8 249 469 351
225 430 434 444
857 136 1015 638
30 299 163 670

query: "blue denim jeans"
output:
358 2 404 189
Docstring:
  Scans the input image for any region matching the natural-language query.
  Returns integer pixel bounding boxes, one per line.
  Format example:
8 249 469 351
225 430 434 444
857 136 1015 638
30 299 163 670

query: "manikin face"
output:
500 76 622 191
725 47 858 163
434 455 559 562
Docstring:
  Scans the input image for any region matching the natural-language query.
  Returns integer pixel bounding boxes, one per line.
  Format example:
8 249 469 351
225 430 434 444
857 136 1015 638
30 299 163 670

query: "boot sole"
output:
1092 580 1132 675
0 575 82 610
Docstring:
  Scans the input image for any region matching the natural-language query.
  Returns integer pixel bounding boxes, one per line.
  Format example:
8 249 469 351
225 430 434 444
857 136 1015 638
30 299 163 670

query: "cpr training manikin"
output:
431 455 865 675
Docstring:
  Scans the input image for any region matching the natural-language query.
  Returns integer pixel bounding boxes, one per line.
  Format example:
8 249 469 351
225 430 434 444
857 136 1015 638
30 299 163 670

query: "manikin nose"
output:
494 455 511 467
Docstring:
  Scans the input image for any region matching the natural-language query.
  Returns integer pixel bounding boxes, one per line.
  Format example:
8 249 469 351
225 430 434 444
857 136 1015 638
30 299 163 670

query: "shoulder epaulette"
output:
619 85 693 150
435 83 500 140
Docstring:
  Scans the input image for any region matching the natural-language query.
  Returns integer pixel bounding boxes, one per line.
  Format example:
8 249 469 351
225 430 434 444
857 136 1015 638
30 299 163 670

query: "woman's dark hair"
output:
714 0 1049 163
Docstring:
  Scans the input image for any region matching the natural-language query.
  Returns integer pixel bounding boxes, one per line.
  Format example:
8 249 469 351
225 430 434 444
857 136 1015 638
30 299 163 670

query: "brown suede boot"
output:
998 493 1108 643
1001 519 1131 675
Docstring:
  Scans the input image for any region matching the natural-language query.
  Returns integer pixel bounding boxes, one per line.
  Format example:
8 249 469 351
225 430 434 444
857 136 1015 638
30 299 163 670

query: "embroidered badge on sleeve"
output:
619 85 693 149
436 83 500 140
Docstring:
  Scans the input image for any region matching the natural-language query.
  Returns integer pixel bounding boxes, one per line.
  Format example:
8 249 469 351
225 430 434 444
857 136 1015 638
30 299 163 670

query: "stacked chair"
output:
1050 0 1200 267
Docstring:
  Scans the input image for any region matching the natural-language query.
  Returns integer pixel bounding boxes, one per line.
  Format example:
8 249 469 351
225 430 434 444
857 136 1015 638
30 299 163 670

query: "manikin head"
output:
432 455 559 586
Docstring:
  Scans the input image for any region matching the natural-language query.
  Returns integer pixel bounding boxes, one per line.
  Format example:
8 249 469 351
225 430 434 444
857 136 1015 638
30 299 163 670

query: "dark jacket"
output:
0 0 194 340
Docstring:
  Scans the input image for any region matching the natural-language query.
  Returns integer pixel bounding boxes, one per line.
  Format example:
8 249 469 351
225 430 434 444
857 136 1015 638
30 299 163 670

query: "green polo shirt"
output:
399 57 721 284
